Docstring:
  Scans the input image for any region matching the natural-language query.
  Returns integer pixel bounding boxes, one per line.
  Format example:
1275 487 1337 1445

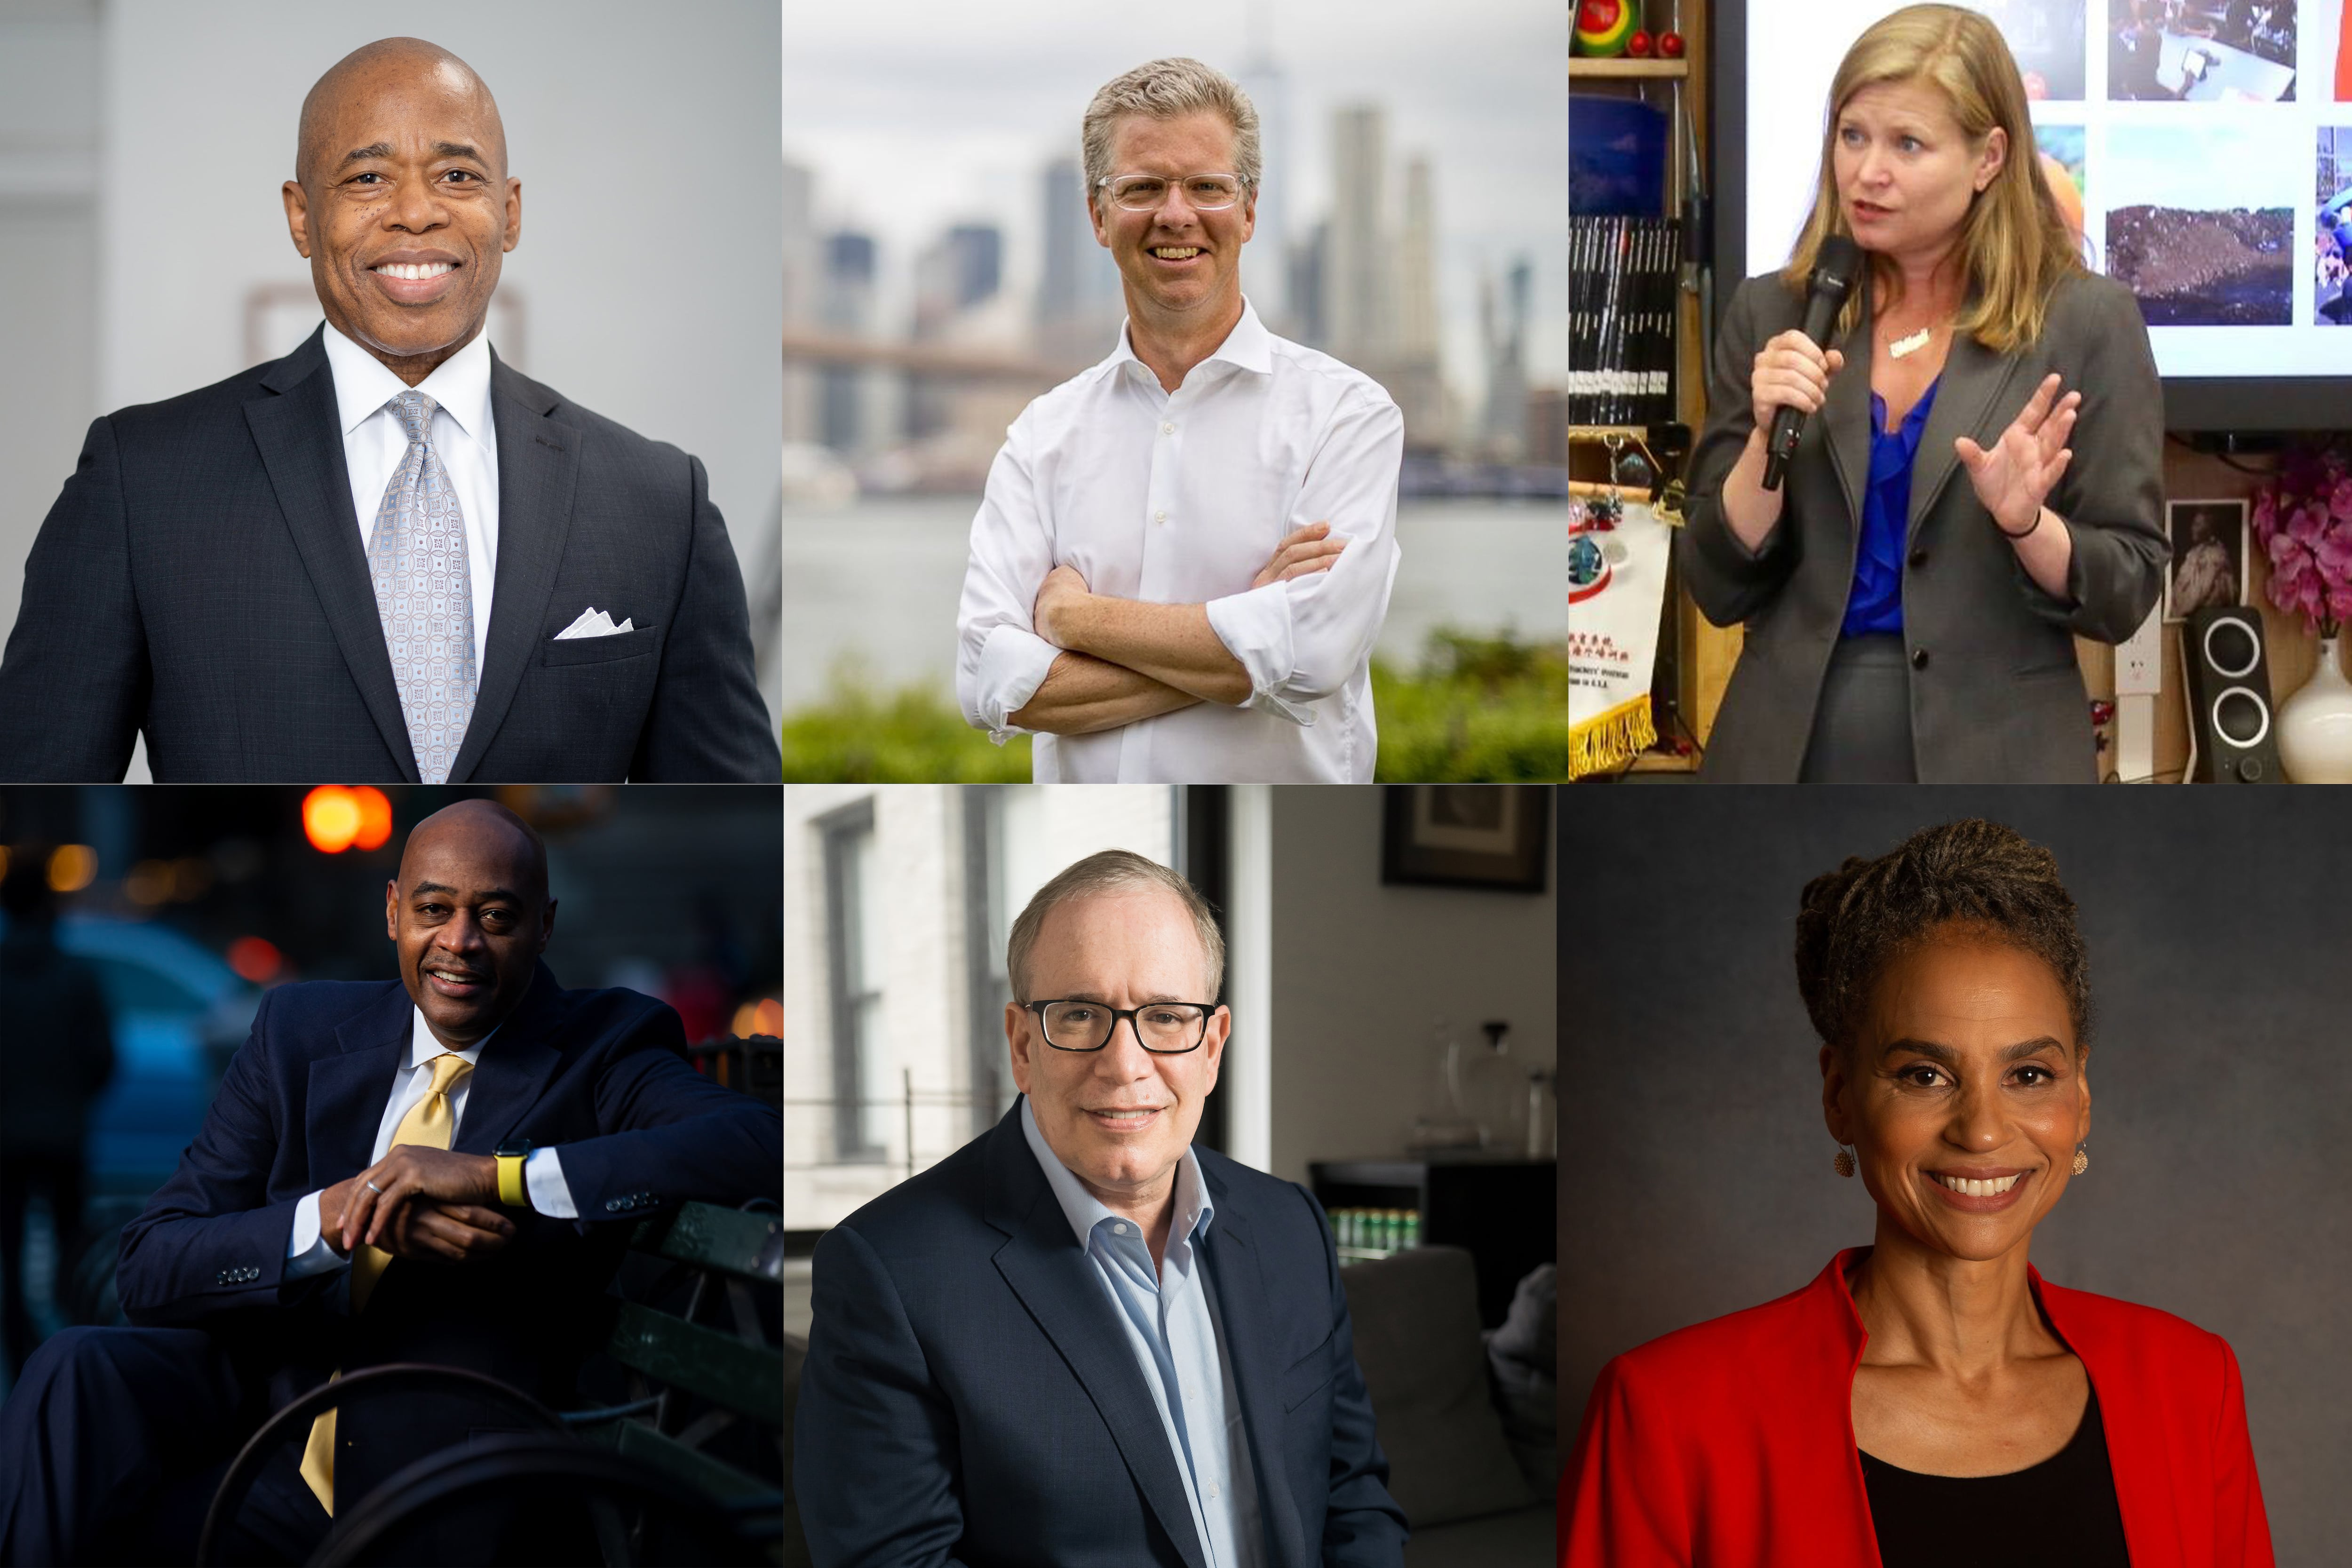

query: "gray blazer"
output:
1677 270 2167 782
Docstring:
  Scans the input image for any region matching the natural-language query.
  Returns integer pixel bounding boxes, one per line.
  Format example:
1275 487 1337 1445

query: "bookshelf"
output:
1573 0 1727 770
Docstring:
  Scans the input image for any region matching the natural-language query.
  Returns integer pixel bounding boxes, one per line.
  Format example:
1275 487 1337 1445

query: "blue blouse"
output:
1841 375 1941 638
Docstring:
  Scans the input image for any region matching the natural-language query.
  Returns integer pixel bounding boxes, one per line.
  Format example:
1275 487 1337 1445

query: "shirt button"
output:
1908 547 1929 569
1154 510 1167 524
1208 1480 1220 1500
1161 422 1175 435
1910 646 1930 670
1112 1222 1128 1235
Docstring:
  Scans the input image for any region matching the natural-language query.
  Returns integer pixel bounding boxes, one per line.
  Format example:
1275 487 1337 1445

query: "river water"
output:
779 495 1568 709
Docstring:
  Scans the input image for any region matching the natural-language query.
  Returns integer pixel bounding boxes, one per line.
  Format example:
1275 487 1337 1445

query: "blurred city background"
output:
0 783 781 1400
0 1 787 776
777 0 1572 780
780 782 1559 1554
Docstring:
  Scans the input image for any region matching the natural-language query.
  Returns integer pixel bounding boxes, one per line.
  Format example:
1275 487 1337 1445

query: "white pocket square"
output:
553 607 636 640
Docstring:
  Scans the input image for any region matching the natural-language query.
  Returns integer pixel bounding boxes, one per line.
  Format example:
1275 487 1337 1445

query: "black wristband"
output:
1998 509 2044 540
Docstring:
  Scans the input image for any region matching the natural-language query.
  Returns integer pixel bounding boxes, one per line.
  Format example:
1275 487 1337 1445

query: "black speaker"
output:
2182 606 2283 783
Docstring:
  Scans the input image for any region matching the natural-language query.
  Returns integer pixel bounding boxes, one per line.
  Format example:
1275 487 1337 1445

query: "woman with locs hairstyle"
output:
1562 820 2274 1567
1679 5 2166 782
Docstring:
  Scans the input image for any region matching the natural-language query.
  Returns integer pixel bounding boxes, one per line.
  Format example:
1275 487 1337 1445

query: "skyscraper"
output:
1327 104 1392 369
1481 257 1532 460
1234 50 1291 332
820 231 879 454
1036 158 1124 363
781 159 819 446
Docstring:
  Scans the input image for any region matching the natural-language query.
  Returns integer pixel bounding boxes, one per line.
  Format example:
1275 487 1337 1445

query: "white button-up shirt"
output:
284 1007 575 1278
320 323 500 678
1019 1099 1265 1568
957 301 1403 782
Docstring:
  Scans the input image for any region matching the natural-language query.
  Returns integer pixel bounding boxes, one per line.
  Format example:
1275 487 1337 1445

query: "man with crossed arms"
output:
956 58 1405 783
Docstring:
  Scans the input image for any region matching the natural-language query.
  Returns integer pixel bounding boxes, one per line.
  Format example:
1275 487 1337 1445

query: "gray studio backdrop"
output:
0 0 785 766
1560 787 2352 1565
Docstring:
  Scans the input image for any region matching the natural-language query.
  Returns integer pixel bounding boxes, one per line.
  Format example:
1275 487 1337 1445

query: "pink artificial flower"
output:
2333 478 2352 522
2252 489 2277 530
2267 532 2309 576
2328 583 2352 625
2318 525 2352 580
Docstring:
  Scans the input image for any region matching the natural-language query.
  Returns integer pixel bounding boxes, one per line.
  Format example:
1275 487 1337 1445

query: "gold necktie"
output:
299 1051 474 1514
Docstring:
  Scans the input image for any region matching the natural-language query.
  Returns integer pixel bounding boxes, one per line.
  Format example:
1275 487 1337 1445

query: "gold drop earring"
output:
2071 1144 2089 1176
1833 1145 1857 1178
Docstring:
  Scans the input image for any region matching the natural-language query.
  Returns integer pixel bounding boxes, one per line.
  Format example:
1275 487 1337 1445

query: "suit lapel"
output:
452 963 566 1153
983 1106 1210 1568
307 981 413 1186
451 355 580 783
243 328 419 779
1822 284 1874 537
1908 322 2022 540
1195 1180 1308 1568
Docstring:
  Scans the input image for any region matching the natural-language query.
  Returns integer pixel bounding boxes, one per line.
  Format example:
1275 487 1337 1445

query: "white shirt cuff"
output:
285 1189 350 1279
1204 583 1315 725
525 1146 577 1219
974 623 1063 740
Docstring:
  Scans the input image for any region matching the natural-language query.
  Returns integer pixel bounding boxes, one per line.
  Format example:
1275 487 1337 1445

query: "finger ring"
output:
366 1180 383 1193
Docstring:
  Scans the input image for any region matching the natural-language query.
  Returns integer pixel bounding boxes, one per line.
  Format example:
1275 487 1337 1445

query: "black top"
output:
1860 1383 2132 1568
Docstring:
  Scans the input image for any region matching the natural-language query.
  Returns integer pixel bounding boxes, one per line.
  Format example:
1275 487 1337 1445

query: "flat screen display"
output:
1713 0 2347 429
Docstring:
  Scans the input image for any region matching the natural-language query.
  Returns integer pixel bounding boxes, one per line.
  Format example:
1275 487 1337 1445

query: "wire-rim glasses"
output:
1023 999 1216 1053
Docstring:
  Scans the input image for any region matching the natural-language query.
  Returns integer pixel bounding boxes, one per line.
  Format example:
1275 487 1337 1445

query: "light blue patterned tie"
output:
367 391 477 784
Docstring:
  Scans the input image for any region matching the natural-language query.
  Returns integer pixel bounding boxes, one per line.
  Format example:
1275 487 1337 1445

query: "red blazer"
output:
1561 1249 2274 1567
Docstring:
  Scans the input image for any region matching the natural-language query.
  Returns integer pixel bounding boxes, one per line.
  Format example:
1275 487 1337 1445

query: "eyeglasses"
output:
1096 173 1250 212
1024 999 1217 1053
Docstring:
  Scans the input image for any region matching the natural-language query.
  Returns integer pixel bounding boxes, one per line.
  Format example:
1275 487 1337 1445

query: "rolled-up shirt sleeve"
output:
956 411 1063 741
1204 383 1404 722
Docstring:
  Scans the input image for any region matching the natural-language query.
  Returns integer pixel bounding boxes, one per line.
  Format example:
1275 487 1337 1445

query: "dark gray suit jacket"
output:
1678 270 2167 782
0 327 779 782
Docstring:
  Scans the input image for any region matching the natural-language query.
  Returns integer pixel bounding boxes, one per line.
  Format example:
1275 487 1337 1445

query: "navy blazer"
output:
0 326 780 782
115 963 780 1505
794 1098 1407 1568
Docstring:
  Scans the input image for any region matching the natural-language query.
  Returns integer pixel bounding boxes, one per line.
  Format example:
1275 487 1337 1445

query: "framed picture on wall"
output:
2164 499 2248 622
1380 786 1549 892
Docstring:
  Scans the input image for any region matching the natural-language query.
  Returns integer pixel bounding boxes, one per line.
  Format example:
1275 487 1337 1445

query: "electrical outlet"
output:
2115 603 2162 697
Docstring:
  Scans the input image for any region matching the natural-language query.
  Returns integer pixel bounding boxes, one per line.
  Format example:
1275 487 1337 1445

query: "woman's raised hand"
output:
1956 373 2079 536
1750 330 1846 438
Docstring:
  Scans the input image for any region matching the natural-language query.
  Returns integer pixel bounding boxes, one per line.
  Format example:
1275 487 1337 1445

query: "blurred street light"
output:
302 787 394 854
47 844 97 893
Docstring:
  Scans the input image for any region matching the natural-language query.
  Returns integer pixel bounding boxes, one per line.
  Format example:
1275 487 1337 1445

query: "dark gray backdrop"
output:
1558 786 2351 1565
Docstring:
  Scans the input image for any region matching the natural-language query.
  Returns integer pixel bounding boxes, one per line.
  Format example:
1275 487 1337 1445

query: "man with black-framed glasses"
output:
795 849 1407 1566
955 56 1405 783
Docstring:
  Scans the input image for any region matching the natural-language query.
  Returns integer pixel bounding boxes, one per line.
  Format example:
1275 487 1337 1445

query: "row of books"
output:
1570 214 1682 428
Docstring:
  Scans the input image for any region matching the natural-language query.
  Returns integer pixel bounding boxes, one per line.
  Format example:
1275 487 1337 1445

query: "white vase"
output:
2276 636 2352 784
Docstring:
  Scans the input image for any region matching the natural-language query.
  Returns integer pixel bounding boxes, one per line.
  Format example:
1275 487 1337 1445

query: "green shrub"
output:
777 630 1567 782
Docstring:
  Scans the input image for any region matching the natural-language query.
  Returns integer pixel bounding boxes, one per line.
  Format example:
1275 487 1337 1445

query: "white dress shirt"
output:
285 1007 575 1279
957 300 1404 783
320 323 500 678
1019 1099 1265 1568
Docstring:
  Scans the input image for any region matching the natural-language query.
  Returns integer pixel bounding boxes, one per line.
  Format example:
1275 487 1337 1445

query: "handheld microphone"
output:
1761 235 1861 492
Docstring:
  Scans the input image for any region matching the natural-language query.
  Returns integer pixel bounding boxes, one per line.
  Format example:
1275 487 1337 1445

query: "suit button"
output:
1910 647 1929 670
1907 548 1928 569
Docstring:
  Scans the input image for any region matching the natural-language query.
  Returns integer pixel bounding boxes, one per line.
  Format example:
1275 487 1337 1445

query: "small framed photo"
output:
1380 786 1549 893
2164 499 2249 622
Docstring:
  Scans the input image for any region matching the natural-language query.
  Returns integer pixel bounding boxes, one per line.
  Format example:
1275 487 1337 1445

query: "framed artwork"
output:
2165 499 2249 622
1380 786 1549 893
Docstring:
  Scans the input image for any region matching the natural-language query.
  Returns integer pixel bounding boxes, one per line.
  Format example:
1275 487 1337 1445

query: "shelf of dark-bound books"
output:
1309 1157 1556 1329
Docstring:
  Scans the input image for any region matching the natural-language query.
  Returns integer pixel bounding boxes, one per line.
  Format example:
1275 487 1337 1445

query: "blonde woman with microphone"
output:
1679 4 2166 782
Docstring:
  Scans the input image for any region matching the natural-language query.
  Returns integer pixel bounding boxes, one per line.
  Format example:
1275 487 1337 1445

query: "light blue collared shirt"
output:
1020 1098 1265 1568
